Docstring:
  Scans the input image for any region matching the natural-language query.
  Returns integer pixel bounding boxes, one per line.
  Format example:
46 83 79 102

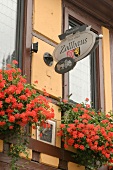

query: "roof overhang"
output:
67 0 113 29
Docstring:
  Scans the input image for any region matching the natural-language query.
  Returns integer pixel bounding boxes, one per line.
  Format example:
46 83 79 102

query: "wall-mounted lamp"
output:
31 42 38 53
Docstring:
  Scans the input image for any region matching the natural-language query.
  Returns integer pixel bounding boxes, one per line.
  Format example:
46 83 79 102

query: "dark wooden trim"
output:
98 39 105 111
1 158 106 170
0 153 59 170
32 151 40 162
28 138 81 165
63 73 69 100
15 0 24 69
3 143 10 154
63 4 102 33
98 165 108 170
62 4 70 100
102 0 113 7
0 136 82 167
95 47 101 110
66 0 113 29
32 31 57 47
22 0 33 83
59 159 68 170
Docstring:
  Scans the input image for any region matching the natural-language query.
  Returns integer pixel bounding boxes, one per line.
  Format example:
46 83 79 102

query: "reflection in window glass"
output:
0 0 17 69
69 20 91 103
69 56 91 103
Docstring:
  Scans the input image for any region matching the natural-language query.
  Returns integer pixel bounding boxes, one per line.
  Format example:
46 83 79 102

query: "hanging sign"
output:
53 28 96 63
53 25 101 74
55 57 75 74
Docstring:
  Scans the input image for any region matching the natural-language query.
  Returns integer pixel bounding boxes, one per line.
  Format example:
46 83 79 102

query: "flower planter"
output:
57 99 113 170
0 60 54 170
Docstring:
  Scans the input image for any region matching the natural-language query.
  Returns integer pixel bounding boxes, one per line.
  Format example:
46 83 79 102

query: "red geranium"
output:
0 60 54 169
0 60 54 134
57 100 113 170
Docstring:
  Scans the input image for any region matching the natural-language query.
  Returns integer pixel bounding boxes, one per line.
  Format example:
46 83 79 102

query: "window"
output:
63 6 102 110
69 20 91 104
0 0 24 69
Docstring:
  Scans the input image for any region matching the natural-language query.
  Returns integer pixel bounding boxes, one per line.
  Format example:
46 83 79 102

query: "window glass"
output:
69 55 91 103
69 20 91 103
0 0 17 69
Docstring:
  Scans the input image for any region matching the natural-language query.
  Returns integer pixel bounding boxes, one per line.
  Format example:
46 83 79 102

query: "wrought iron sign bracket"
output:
58 24 87 40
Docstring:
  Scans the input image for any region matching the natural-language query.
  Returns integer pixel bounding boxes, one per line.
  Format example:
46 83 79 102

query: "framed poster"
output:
37 120 56 145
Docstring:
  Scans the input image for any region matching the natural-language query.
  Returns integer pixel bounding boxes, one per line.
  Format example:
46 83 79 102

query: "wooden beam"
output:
66 0 113 29
102 0 113 7
0 153 58 170
28 138 81 164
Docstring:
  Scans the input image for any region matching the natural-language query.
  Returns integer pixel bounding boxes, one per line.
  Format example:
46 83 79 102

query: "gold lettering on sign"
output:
60 38 87 54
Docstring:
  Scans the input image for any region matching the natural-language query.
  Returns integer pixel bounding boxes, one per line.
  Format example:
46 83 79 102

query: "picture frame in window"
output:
37 120 56 146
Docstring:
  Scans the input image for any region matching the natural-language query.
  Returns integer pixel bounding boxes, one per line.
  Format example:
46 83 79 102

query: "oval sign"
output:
55 57 76 74
53 30 96 62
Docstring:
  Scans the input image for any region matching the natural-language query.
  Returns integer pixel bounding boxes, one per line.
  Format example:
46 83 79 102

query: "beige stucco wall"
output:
102 27 112 113
20 149 32 160
68 162 85 170
31 37 62 98
40 154 59 168
0 140 3 152
33 0 62 43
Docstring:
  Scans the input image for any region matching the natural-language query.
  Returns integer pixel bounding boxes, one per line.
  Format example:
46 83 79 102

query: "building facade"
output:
0 0 113 169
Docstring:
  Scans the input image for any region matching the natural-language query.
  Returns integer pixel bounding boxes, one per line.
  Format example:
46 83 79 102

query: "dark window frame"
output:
22 0 32 83
0 0 31 80
63 3 104 110
11 0 32 83
15 0 25 69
